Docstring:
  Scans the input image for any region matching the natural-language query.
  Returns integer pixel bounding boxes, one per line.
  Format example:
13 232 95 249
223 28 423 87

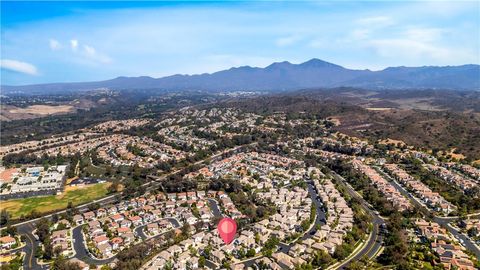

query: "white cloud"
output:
49 39 61 50
82 44 112 64
57 39 112 64
366 26 465 63
368 38 459 62
275 35 302 47
0 59 38 75
83 44 96 56
70 39 78 51
404 27 446 43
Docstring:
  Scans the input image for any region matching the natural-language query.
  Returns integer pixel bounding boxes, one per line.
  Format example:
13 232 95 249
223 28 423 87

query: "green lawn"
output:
0 182 111 219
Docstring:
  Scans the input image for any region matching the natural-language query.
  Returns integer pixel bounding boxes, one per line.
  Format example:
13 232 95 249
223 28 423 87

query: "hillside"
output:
224 95 480 161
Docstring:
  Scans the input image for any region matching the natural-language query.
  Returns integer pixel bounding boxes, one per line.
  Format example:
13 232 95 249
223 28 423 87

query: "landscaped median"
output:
326 226 374 270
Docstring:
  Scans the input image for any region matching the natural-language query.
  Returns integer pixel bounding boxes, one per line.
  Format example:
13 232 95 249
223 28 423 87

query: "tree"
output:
54 245 63 257
198 256 206 267
0 210 9 226
181 223 190 237
108 180 120 194
246 248 256 257
52 255 82 270
51 213 59 224
311 250 332 268
3 225 17 236
105 166 113 176
467 227 478 238
35 218 50 243
333 243 352 260
346 261 365 270
43 238 54 260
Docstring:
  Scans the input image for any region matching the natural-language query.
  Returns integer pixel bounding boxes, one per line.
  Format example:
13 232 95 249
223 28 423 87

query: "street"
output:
5 144 252 270
329 171 385 269
375 166 480 259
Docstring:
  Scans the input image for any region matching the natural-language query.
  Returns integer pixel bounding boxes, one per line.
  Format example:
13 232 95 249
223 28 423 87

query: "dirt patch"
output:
65 177 78 185
9 105 74 115
327 117 341 126
1 104 75 121
380 138 406 146
439 148 466 160
366 107 392 111
63 183 108 193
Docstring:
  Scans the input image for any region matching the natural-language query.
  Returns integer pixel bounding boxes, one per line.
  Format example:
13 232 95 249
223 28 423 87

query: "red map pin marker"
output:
218 218 237 245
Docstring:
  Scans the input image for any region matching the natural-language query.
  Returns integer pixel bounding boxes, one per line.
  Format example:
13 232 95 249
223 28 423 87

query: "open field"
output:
1 104 75 121
0 182 111 219
8 105 74 115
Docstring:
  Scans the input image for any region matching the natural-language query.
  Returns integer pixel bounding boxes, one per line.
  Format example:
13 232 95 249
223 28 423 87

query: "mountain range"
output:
2 59 479 94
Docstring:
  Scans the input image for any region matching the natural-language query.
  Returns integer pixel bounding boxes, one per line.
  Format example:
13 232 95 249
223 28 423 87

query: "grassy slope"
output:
0 182 111 219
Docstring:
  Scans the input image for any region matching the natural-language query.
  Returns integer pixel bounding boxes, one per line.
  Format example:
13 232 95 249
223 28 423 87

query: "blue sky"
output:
1 1 479 85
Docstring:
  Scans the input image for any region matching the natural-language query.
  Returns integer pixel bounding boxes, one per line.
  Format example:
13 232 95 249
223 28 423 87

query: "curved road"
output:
16 223 49 270
134 217 182 240
375 166 480 259
330 172 385 269
72 225 116 265
72 217 182 265
240 179 328 267
6 144 253 270
207 198 223 218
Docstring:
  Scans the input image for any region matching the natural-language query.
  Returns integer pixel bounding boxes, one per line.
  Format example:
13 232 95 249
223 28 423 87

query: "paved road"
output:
135 224 149 240
71 225 116 265
133 218 182 240
278 182 327 254
6 144 253 270
303 182 327 240
16 223 49 270
241 180 328 267
329 172 385 270
241 171 385 269
72 217 183 265
375 166 480 259
207 198 223 218
134 217 182 241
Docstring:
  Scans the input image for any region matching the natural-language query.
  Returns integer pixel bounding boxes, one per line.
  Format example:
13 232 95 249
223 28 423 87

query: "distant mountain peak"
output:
228 65 255 71
2 59 478 93
266 61 293 69
300 58 342 68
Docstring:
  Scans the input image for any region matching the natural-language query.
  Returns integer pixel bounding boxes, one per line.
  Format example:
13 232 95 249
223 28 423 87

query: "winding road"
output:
71 225 116 265
16 223 48 270
4 144 253 270
374 166 480 259
329 172 385 269
71 217 183 265
239 179 328 267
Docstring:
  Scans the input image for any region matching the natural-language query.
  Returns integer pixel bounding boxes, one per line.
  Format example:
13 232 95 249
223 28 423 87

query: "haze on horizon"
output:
1 0 479 86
